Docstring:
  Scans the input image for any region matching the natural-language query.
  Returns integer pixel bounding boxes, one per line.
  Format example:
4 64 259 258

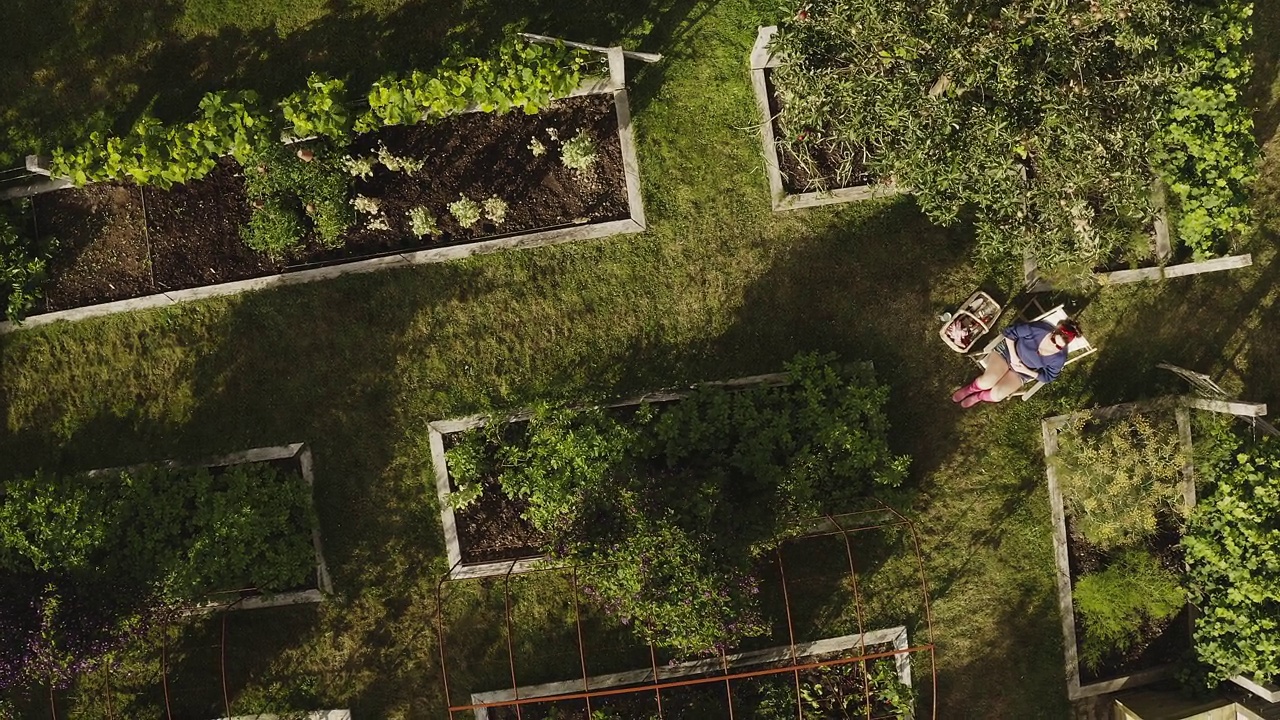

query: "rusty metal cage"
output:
436 504 938 720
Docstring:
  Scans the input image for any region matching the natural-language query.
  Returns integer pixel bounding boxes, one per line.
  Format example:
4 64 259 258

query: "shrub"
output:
448 196 482 228
1053 414 1186 550
447 353 909 655
768 0 1209 270
1074 548 1186 672
560 131 597 172
1184 425 1280 684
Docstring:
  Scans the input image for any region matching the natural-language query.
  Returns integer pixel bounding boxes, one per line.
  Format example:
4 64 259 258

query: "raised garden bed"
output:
748 26 900 212
430 372 792 579
1040 398 1267 700
0 47 644 334
105 443 334 612
467 626 915 720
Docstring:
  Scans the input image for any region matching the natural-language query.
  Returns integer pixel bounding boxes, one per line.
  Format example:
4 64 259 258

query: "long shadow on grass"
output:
702 196 980 484
1249 0 1280 144
2 0 713 165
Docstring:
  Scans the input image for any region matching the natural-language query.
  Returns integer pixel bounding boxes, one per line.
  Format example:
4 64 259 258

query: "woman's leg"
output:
974 352 1012 389
987 369 1027 402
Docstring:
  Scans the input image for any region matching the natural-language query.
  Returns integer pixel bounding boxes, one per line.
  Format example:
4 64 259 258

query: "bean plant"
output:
447 353 909 655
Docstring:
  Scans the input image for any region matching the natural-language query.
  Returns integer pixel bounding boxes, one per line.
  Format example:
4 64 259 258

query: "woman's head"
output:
1052 318 1081 349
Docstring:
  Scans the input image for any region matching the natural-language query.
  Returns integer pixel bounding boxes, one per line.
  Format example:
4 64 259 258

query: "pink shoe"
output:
951 380 981 403
960 389 995 408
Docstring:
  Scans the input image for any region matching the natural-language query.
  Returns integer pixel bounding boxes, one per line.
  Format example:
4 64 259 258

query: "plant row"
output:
48 39 592 188
0 461 317 691
446 353 911 656
769 0 1259 273
1054 411 1280 688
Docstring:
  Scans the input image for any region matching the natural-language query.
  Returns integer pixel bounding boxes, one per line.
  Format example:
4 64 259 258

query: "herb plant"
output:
0 203 52 322
343 155 377 179
560 131 597 172
482 197 508 225
357 40 591 130
1151 0 1258 258
449 196 482 228
447 354 908 655
407 206 441 239
1073 548 1185 672
1053 414 1186 550
241 141 354 255
375 144 424 175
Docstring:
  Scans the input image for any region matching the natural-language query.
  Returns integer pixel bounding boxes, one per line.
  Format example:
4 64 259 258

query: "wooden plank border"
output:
467 626 914 720
748 26 900 212
0 49 646 335
1042 396 1267 700
87 443 333 613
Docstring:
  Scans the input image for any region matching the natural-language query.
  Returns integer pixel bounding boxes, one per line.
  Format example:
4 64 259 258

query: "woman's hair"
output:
1056 318 1082 343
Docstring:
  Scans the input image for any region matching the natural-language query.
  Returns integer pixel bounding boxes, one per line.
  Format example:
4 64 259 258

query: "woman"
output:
951 318 1081 408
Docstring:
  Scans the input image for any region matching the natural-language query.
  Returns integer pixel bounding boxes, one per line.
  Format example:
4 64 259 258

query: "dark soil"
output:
33 183 155 310
142 158 282 291
764 68 872 195
452 476 545 565
1065 513 1191 685
301 92 627 264
30 93 628 308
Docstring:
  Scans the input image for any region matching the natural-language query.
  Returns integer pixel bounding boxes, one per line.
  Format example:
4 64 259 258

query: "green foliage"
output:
1151 1 1257 257
448 195 482 228
1184 426 1280 684
446 353 908 655
48 37 584 191
769 0 1205 270
0 203 52 322
1053 414 1186 550
0 461 316 598
560 130 597 172
481 197 508 225
356 39 592 130
241 142 354 255
1073 548 1185 672
50 90 273 188
280 73 352 142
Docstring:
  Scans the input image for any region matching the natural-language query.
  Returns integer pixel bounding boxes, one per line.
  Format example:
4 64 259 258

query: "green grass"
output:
2 0 1279 718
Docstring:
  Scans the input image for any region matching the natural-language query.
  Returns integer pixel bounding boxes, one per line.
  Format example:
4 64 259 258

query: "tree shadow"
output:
1248 0 1280 146
1 0 716 165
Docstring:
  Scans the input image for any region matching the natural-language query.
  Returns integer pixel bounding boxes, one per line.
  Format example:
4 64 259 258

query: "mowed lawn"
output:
2 0 1279 718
